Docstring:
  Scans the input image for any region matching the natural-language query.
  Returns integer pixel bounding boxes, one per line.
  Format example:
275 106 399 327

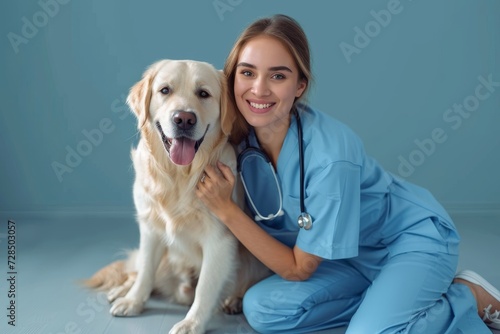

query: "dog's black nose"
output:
173 111 197 130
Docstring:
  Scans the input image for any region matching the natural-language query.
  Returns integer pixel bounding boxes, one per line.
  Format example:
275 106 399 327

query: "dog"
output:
85 60 270 334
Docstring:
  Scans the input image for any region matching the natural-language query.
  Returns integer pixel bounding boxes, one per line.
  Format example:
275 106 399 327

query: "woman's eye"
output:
160 87 170 95
240 70 253 77
198 90 210 98
272 73 285 80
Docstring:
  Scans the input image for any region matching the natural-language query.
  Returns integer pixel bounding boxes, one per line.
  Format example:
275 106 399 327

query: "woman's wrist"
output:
216 201 242 226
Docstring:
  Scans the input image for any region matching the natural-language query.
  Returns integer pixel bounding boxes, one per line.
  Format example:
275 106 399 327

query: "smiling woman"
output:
224 15 312 147
232 35 307 166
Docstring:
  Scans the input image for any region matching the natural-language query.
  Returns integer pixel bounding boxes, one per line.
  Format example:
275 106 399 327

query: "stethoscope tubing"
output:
295 109 306 214
294 109 313 230
237 108 312 229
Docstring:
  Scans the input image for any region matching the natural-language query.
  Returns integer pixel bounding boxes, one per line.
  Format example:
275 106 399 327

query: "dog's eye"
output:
198 90 210 99
160 87 170 95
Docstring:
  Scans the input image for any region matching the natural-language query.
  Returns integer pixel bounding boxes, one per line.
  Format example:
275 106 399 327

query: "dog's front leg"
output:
110 224 164 316
170 232 237 334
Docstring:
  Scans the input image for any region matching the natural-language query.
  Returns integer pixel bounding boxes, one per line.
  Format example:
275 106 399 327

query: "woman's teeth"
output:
250 102 273 109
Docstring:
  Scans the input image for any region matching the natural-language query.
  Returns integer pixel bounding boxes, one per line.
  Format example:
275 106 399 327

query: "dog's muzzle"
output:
155 120 209 166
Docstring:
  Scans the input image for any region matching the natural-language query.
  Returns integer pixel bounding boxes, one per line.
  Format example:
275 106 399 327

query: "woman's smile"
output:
247 100 276 114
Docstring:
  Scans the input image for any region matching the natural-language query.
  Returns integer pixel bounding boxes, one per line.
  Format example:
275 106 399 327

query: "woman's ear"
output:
127 67 155 129
219 70 236 136
295 79 307 98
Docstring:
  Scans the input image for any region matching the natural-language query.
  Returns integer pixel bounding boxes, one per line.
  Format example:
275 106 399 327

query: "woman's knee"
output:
243 282 301 332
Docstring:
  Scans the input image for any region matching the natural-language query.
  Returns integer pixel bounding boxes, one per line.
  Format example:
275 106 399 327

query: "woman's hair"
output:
224 14 312 144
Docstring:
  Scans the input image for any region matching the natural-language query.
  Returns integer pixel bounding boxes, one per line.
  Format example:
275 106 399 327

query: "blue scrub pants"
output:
243 250 491 333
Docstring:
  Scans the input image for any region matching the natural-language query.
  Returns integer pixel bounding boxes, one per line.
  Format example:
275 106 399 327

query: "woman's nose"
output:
251 77 271 97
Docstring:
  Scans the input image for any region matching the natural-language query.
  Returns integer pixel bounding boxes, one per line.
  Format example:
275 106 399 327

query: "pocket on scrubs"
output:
431 216 461 247
387 216 460 256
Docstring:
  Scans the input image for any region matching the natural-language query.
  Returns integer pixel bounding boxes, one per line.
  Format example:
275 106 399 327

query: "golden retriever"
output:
85 60 270 334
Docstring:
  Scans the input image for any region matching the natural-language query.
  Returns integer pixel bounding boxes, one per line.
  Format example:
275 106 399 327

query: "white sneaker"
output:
455 270 500 330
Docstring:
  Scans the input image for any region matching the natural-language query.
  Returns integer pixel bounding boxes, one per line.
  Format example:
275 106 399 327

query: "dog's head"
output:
127 59 235 166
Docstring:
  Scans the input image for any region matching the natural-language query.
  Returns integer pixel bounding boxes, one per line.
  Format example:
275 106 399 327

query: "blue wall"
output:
1 0 499 213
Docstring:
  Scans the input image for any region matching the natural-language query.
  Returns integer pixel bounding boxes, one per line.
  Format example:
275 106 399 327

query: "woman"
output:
196 14 500 333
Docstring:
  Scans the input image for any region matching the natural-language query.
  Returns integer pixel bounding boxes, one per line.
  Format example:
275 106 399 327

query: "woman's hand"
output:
196 161 236 221
197 163 322 280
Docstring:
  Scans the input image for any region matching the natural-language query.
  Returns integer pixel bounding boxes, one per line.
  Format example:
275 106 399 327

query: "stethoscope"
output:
237 109 313 230
295 110 313 230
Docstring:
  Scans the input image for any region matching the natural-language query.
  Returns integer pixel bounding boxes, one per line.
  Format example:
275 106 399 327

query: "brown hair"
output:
224 14 313 144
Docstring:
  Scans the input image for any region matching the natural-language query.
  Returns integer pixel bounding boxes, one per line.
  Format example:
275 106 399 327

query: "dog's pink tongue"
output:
170 138 196 165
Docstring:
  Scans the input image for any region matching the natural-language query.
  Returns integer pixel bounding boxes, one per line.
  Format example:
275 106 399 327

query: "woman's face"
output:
234 35 306 136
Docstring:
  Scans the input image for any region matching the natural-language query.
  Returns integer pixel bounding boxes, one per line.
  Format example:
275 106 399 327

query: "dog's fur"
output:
85 60 270 334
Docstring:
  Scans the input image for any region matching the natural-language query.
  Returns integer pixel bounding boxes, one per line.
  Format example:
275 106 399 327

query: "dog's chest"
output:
149 182 209 231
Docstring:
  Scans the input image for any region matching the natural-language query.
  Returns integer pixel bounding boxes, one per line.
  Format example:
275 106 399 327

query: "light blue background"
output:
1 0 499 213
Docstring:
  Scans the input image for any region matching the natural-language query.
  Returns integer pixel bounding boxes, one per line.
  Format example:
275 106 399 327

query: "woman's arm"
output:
196 162 322 281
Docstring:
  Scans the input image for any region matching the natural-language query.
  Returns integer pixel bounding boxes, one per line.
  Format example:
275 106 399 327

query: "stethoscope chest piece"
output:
298 212 313 230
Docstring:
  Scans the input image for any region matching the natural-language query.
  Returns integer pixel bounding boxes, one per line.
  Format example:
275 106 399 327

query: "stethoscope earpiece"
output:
298 212 313 230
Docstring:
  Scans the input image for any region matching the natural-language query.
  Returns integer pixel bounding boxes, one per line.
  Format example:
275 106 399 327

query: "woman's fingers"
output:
196 162 234 196
201 162 234 185
203 165 215 179
195 162 237 220
217 161 235 184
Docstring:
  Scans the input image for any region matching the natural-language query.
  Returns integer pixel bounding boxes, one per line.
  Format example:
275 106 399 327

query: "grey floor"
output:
0 211 499 334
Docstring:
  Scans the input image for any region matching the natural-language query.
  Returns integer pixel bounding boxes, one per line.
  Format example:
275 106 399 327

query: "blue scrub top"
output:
240 104 460 260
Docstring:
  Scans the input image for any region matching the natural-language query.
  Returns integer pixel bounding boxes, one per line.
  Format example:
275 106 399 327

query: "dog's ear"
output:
219 70 236 136
127 69 155 129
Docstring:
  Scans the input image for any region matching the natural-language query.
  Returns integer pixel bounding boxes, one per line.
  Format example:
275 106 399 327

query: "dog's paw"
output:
107 285 130 303
107 273 136 303
110 297 144 317
169 318 203 334
222 296 243 315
